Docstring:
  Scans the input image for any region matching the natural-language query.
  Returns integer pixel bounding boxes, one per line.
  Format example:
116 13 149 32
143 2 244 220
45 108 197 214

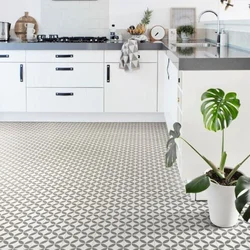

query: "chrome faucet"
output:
198 10 220 47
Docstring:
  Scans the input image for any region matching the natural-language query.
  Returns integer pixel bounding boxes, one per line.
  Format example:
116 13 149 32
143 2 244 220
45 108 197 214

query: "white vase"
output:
207 181 239 227
180 32 191 42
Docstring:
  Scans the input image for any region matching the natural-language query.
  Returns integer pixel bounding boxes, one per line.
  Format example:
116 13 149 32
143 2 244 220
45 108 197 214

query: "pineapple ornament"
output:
141 8 153 33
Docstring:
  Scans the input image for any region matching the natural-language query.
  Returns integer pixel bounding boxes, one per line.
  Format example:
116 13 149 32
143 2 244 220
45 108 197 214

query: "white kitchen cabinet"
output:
163 57 250 199
27 88 103 113
163 54 184 177
27 63 103 88
157 51 167 112
164 56 179 130
0 63 26 112
26 50 105 114
104 63 157 112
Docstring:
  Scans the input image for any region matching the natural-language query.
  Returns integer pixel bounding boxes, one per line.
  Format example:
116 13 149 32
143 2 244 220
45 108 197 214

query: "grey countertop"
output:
0 39 163 50
1 38 250 70
161 40 250 70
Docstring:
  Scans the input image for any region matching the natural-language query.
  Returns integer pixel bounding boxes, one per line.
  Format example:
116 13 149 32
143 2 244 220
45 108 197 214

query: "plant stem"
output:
219 130 226 171
219 152 227 172
211 179 220 185
222 130 224 154
229 180 238 186
226 154 250 182
180 137 225 179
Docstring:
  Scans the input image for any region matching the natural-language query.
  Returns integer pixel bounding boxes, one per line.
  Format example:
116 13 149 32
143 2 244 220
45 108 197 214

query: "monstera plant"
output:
166 88 250 227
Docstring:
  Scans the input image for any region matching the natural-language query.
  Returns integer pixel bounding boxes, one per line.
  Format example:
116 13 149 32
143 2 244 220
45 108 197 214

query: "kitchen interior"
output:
0 0 250 249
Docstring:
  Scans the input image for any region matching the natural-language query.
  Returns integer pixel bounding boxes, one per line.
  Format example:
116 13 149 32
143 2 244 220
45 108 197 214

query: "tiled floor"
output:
0 122 249 250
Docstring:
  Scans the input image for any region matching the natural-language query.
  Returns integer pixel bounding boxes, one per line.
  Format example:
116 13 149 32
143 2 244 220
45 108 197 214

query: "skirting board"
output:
0 112 165 123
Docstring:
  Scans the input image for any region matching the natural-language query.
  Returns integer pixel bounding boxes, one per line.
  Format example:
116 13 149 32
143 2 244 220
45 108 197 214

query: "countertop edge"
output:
1 41 250 71
178 58 250 71
0 42 164 51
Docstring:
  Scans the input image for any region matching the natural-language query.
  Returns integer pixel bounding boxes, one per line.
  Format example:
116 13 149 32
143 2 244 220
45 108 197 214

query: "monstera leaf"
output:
235 176 250 222
186 175 210 193
166 123 181 168
201 88 240 132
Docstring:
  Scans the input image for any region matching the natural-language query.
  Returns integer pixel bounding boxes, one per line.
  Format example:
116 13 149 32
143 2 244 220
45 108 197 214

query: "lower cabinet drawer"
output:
27 63 104 88
27 88 103 113
0 50 25 62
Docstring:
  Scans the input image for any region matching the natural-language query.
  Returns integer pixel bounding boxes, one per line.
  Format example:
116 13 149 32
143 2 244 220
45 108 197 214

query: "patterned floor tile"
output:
0 122 249 250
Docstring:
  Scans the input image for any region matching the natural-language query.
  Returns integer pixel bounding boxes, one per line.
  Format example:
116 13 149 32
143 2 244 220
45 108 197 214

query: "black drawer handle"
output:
138 55 140 59
56 67 74 71
20 64 23 82
0 54 9 58
55 54 73 58
166 58 170 80
107 65 110 83
56 93 74 96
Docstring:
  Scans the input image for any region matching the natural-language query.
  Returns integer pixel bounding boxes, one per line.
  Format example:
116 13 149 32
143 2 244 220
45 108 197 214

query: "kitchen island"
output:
158 43 250 200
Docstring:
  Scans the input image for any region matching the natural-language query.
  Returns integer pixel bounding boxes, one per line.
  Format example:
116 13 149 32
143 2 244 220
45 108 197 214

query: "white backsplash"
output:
40 0 109 36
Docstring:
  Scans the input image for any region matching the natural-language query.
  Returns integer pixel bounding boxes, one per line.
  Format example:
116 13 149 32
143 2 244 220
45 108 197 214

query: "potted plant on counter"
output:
166 88 250 227
177 25 195 41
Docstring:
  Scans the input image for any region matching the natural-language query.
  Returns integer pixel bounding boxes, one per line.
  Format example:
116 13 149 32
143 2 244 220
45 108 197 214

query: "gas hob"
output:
33 35 109 43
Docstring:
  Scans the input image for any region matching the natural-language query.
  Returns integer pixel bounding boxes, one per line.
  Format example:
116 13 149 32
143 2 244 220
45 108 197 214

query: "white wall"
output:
40 0 109 36
109 0 219 29
0 0 41 29
219 0 249 21
0 0 219 37
217 0 250 32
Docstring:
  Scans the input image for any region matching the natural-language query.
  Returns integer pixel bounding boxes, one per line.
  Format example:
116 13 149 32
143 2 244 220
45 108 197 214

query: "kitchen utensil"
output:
26 28 36 40
25 23 35 29
0 22 11 41
14 12 38 41
27 28 35 34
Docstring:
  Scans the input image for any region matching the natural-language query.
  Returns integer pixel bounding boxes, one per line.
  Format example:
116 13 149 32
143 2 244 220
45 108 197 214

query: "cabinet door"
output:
105 63 157 112
0 63 26 112
164 58 179 130
157 51 167 112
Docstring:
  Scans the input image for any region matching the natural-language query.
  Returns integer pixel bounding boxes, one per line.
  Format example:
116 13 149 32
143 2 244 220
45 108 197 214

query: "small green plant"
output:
141 8 153 26
177 25 195 36
166 88 250 222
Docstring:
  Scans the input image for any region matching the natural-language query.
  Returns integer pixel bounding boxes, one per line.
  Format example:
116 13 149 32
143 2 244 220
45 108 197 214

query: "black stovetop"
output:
35 35 109 43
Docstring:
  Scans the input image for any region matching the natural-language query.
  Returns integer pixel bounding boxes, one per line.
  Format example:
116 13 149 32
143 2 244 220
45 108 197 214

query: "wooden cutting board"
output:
14 12 38 41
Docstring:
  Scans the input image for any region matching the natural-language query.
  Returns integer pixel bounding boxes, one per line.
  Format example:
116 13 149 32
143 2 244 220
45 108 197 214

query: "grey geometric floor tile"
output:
0 122 249 250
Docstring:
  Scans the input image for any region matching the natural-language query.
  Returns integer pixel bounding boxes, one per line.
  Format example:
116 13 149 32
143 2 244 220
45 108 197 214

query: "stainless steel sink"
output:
172 42 217 47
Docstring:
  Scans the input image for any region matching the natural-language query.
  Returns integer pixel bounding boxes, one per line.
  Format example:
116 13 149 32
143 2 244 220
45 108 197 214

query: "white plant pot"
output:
207 181 239 227
180 32 191 41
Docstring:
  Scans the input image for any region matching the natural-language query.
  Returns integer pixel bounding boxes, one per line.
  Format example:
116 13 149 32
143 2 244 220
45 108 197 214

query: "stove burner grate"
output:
36 35 109 43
